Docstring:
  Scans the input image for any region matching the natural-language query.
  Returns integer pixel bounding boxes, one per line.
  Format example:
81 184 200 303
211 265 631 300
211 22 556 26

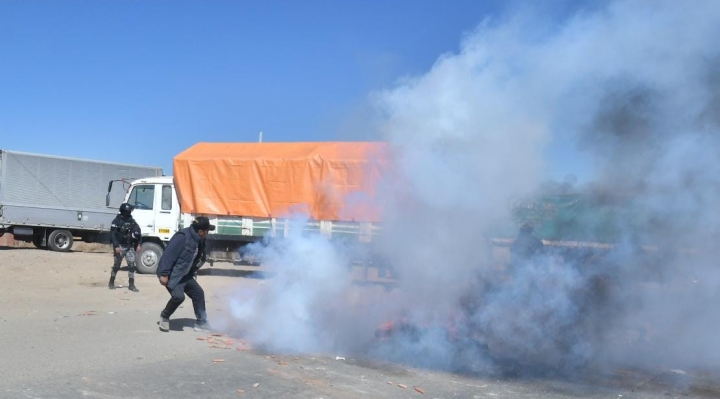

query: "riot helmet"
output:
119 203 134 217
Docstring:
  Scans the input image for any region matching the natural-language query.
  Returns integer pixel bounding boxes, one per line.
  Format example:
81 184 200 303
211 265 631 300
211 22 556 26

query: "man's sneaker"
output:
158 317 170 332
128 285 139 292
193 322 214 333
108 282 115 290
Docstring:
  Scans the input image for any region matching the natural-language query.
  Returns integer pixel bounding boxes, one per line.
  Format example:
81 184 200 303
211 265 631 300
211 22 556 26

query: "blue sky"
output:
0 0 595 179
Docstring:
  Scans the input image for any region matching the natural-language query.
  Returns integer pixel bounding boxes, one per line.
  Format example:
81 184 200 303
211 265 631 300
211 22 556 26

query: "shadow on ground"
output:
198 268 266 279
0 245 111 253
0 246 35 251
165 317 196 332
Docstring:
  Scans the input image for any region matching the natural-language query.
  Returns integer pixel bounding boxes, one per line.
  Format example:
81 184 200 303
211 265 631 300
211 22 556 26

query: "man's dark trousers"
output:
161 274 207 324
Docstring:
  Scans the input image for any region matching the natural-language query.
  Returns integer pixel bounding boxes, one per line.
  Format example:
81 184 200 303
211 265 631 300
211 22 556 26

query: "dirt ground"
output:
1 243 718 399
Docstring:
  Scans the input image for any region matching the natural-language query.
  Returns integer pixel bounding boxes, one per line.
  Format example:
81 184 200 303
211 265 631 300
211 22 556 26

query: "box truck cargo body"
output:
0 150 163 251
115 142 389 274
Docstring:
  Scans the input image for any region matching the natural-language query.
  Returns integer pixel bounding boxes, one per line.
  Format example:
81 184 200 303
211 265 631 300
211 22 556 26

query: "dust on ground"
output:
1 245 718 399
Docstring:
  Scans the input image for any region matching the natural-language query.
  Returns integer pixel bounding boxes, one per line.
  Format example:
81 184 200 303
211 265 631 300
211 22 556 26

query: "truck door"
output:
126 184 157 235
154 183 179 241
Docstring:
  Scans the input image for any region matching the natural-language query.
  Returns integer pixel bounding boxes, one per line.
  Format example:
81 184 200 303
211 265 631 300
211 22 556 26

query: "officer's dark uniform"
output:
156 216 215 332
109 203 142 292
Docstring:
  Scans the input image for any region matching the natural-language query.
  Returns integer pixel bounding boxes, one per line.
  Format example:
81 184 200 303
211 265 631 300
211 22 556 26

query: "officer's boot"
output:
108 276 116 290
128 278 139 292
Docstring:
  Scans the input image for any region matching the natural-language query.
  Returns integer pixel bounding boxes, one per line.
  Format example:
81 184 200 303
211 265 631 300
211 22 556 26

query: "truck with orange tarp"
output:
106 141 391 274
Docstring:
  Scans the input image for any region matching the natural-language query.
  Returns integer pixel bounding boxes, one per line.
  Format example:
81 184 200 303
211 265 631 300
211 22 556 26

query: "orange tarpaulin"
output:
173 142 391 222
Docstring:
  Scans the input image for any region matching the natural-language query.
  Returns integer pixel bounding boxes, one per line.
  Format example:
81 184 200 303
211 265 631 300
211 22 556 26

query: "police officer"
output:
156 216 215 332
109 203 142 292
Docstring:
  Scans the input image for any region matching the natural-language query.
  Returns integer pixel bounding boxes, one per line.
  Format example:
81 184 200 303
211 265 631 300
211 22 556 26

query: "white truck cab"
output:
112 176 194 274
124 176 181 242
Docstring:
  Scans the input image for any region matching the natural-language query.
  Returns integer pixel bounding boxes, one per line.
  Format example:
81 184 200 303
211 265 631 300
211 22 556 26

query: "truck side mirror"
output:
106 181 113 207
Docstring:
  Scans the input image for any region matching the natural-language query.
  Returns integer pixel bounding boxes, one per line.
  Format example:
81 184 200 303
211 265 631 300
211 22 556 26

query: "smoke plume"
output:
228 0 720 378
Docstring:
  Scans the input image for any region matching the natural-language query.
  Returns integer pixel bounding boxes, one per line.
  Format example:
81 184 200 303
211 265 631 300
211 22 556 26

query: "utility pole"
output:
259 131 263 143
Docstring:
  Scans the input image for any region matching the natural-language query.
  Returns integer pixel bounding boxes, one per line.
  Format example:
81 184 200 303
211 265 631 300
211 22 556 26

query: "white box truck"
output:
0 149 163 251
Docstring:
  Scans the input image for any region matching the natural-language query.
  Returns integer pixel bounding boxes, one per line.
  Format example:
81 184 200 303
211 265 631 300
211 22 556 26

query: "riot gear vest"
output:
118 218 136 245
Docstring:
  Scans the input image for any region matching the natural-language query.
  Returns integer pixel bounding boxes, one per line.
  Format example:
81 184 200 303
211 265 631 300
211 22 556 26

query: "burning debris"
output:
199 333 253 352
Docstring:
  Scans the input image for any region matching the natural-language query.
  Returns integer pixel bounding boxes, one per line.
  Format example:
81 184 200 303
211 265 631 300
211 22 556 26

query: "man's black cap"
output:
192 216 216 231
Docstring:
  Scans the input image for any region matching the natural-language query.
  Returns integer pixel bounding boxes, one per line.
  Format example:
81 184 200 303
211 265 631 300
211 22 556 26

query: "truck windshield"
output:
128 185 154 210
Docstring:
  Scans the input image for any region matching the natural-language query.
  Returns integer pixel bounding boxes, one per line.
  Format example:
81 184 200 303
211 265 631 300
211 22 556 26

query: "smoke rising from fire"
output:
228 0 720 376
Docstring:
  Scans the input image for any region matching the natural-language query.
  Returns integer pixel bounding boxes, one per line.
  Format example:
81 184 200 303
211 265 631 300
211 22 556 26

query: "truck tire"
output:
48 230 74 252
136 242 163 274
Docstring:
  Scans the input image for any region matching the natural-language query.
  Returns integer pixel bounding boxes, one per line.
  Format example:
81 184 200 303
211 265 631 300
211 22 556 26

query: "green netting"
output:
504 194 648 243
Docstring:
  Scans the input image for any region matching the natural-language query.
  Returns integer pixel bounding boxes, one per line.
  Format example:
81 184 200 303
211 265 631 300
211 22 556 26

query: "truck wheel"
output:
48 230 74 252
136 242 163 274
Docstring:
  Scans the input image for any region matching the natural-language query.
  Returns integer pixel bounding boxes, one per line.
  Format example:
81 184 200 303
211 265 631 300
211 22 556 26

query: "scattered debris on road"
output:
236 389 245 394
205 334 245 350
415 387 425 394
397 384 407 389
212 359 226 363
335 356 345 360
252 383 260 388
237 341 251 351
81 310 97 316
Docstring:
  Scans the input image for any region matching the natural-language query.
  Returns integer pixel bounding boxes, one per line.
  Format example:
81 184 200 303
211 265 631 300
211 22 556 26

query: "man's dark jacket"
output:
156 226 206 290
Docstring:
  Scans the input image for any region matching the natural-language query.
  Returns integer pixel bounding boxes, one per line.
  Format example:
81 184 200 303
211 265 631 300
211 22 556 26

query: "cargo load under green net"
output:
504 194 652 244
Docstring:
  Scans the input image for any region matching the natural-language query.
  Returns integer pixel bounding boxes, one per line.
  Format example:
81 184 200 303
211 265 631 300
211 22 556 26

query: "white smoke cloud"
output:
227 0 720 378
230 215 406 355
